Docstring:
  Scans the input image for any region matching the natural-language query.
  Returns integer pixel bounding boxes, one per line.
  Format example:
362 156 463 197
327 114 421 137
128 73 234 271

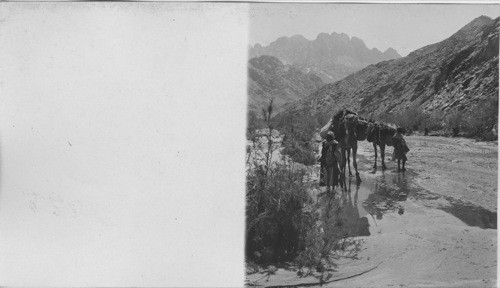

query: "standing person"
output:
318 117 333 188
392 127 409 172
320 131 342 192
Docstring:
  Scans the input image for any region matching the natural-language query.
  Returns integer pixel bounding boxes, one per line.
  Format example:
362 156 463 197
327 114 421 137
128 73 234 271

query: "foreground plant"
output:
246 101 361 279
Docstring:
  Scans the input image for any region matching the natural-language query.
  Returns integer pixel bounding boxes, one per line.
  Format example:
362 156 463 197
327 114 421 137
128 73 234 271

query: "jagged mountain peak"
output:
279 16 498 127
329 31 349 38
290 34 308 42
408 15 496 58
383 47 399 55
316 32 331 41
468 15 493 26
249 31 401 83
351 36 367 47
248 55 285 73
448 15 494 41
253 43 263 50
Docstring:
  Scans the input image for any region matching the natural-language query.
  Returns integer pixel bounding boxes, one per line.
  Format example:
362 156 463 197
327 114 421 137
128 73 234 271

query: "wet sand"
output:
246 135 497 287
334 136 497 287
404 135 497 213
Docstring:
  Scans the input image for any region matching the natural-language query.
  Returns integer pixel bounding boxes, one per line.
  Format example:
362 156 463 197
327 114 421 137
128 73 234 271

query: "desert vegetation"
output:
373 99 498 141
272 109 318 166
247 104 328 166
246 102 359 280
272 108 334 166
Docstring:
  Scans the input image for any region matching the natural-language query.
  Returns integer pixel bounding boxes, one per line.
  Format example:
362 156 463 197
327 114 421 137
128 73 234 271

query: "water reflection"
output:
318 181 370 237
319 166 497 234
361 171 411 221
342 181 370 236
364 169 496 230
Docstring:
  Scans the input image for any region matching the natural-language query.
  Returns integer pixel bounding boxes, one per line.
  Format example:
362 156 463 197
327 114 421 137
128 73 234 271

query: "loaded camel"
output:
320 109 369 186
366 120 397 170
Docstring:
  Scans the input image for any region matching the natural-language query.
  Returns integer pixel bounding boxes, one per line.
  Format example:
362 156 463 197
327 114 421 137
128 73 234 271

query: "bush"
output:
246 163 315 263
420 111 445 133
380 105 428 132
247 101 317 264
403 106 428 131
273 107 320 166
246 161 360 276
247 110 265 140
295 197 360 279
246 102 360 274
445 110 463 137
462 98 498 141
282 142 317 166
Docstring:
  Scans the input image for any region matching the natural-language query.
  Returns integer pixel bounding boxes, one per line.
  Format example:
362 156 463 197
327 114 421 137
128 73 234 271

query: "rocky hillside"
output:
248 55 324 113
283 16 499 120
249 32 401 83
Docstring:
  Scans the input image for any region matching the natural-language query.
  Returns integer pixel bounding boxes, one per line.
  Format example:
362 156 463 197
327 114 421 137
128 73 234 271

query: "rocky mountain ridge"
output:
250 32 401 83
281 16 499 122
248 55 325 114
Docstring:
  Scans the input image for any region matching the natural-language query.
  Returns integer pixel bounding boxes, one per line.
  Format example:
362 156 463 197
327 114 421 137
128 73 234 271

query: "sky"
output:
249 3 500 56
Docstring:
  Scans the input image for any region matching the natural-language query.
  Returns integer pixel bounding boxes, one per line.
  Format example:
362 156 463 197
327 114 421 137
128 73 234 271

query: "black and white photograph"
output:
246 3 499 287
0 1 499 287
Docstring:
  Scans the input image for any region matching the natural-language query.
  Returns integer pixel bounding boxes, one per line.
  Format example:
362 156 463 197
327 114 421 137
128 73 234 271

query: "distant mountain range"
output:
249 32 401 83
248 55 324 114
280 15 499 120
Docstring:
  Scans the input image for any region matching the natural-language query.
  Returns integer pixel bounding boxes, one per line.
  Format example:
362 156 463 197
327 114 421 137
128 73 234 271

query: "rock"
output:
279 16 498 125
248 55 325 114
250 33 401 83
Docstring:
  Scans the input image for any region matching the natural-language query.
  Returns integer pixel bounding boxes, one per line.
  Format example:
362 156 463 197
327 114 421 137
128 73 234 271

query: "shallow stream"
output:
313 152 496 237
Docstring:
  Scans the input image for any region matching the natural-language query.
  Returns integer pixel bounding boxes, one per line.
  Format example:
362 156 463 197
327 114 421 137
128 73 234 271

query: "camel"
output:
321 109 369 186
366 121 397 170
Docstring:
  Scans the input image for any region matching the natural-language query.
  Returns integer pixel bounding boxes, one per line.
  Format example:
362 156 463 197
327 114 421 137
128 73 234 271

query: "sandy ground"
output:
406 136 498 212
247 135 497 288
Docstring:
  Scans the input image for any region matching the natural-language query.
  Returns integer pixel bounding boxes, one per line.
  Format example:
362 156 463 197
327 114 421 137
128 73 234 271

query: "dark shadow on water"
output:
371 169 495 230
441 201 497 229
317 180 370 237
350 152 497 230
319 153 497 236
419 193 497 229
